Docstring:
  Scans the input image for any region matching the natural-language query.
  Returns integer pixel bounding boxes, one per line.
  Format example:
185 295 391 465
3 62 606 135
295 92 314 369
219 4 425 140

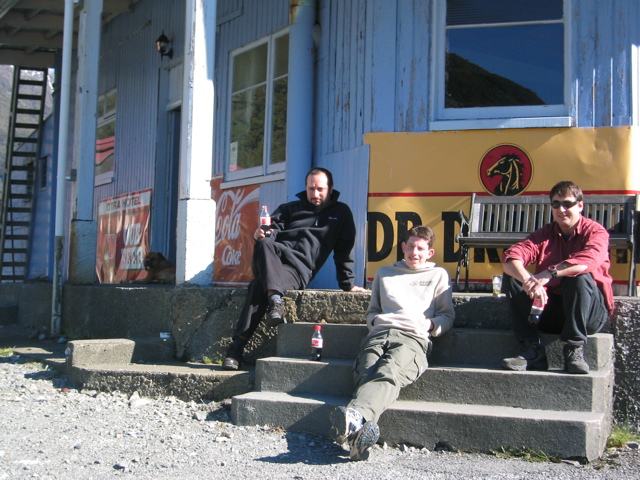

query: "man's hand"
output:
253 227 272 240
349 285 367 292
503 258 550 304
522 274 549 304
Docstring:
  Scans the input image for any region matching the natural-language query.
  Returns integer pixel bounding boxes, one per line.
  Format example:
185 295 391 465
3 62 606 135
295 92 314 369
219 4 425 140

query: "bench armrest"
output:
456 210 470 243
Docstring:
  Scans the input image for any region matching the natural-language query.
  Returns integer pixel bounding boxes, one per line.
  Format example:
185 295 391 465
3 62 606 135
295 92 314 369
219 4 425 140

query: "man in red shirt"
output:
501 181 613 374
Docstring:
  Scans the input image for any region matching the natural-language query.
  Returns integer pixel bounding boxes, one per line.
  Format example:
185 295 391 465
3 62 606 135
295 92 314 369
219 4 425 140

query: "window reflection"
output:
445 0 564 109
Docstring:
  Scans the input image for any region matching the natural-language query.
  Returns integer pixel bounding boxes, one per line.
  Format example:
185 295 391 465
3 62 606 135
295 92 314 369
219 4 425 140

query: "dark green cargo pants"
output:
348 329 429 423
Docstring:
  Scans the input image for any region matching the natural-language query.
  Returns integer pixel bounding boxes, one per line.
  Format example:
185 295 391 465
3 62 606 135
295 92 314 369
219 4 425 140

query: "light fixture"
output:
155 31 173 60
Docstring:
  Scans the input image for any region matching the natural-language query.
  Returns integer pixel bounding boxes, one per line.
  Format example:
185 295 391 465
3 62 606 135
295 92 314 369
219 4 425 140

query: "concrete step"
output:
277 323 614 371
233 322 615 461
65 337 254 402
67 337 177 365
68 362 254 402
231 391 608 461
254 357 613 412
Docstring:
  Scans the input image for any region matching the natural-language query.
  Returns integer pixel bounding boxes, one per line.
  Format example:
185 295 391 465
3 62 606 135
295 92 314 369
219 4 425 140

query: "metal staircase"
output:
0 67 48 282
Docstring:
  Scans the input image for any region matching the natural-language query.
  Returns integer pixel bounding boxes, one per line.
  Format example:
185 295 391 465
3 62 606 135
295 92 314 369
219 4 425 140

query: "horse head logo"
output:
485 153 526 196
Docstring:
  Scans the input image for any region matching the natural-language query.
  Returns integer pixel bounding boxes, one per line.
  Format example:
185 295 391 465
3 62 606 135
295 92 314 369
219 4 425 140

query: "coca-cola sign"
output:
210 176 260 286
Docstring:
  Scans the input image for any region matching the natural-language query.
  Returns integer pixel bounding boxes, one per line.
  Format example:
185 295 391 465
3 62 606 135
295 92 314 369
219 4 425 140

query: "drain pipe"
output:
285 0 317 201
50 0 74 335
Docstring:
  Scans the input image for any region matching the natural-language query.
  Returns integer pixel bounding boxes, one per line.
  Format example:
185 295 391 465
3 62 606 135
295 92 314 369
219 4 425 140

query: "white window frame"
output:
430 0 572 131
225 29 289 183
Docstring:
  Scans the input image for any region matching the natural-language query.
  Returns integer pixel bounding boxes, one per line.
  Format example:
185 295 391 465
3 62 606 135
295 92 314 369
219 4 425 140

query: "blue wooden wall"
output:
27 0 640 283
95 0 185 212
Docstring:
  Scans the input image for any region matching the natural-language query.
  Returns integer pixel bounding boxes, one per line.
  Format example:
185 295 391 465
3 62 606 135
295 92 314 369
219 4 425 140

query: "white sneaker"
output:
329 406 363 445
348 420 379 461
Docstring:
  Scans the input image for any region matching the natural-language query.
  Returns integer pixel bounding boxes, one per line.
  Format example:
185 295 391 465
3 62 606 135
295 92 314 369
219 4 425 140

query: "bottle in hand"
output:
311 325 323 361
259 205 272 237
529 298 544 324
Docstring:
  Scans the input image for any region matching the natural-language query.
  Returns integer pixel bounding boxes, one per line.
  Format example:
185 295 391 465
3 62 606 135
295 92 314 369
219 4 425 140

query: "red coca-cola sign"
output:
210 176 260 286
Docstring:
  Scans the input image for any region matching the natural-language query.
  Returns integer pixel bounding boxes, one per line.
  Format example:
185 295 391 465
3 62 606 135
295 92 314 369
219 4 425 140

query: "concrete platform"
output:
232 391 608 460
254 357 613 412
232 320 615 461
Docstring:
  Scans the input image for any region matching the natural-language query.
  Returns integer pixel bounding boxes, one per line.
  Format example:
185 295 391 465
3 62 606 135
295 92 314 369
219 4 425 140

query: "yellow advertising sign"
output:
365 127 639 290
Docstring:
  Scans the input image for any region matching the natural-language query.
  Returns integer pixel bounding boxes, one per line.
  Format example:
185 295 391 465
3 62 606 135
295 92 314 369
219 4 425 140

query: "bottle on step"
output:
311 325 323 361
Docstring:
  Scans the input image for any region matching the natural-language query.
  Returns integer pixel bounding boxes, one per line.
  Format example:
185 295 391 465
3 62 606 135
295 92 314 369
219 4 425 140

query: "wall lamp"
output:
155 31 173 60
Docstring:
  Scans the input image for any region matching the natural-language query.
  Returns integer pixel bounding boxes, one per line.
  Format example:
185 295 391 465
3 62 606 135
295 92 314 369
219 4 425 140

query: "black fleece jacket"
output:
269 189 357 291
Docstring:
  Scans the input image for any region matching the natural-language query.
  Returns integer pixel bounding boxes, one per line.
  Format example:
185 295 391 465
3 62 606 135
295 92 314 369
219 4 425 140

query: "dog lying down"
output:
131 252 176 284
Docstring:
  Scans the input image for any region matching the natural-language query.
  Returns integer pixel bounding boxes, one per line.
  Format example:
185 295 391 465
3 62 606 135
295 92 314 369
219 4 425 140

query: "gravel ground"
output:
1 354 639 480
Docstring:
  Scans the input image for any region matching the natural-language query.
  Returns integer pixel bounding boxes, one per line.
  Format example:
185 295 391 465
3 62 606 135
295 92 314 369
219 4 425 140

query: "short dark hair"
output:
306 167 334 188
549 181 583 202
407 225 435 248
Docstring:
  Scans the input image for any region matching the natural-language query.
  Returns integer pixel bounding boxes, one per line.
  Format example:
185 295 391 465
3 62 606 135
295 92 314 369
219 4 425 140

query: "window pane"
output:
97 95 105 117
105 90 117 115
274 34 289 78
230 86 266 170
233 43 268 92
95 120 115 176
447 0 563 26
446 23 564 107
270 77 288 166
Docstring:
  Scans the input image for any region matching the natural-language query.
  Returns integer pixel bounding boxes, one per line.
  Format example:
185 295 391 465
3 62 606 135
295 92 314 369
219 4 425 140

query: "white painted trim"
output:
430 116 574 131
176 0 217 286
632 43 639 126
225 28 289 183
430 0 572 127
221 172 285 190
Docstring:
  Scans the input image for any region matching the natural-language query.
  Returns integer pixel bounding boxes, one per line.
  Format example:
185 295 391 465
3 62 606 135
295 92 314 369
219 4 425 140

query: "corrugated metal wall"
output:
309 0 640 286
94 0 185 214
26 0 638 281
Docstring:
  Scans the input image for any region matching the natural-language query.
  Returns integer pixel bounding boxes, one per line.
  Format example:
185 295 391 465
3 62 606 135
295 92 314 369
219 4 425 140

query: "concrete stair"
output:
231 323 614 461
65 337 254 402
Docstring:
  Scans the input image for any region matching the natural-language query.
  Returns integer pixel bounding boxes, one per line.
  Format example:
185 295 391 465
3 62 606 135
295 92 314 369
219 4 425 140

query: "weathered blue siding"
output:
25 0 640 284
95 0 185 213
315 0 640 147
572 0 640 127
310 0 640 286
29 112 57 280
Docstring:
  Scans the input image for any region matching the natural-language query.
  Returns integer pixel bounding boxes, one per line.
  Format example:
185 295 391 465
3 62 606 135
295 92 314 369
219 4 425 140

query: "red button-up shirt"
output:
502 216 614 314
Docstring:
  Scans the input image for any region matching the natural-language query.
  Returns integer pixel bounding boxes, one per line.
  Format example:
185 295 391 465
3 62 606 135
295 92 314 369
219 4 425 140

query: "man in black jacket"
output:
222 167 366 370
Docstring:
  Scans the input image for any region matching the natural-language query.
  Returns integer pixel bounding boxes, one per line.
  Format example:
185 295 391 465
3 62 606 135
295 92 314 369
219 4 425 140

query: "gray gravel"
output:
1 355 638 480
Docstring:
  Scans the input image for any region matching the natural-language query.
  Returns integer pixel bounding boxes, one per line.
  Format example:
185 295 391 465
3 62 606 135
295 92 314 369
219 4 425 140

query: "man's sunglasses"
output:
551 200 580 209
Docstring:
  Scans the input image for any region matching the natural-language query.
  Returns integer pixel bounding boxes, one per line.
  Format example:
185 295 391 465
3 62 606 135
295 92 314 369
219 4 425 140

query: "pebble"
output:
1 354 639 480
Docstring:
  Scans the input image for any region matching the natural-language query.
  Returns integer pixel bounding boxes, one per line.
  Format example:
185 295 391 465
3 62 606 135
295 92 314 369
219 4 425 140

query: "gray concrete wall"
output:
1 283 638 428
609 300 640 427
0 283 52 329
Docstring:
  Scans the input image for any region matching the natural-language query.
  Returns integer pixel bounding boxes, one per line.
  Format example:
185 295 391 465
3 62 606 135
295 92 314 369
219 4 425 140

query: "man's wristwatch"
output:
547 265 558 278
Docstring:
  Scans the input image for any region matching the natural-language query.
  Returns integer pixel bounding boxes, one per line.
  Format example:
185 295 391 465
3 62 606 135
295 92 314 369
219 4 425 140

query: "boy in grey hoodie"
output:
330 225 455 460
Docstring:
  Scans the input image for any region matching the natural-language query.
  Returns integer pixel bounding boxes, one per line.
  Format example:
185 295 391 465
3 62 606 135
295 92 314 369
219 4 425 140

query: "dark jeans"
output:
502 273 608 345
232 237 306 343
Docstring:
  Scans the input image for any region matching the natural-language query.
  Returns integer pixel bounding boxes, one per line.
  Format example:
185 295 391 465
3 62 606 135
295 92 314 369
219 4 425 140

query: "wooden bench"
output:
455 193 639 296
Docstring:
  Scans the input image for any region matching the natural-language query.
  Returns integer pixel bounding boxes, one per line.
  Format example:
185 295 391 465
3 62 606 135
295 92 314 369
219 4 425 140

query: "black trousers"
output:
502 273 608 344
232 238 306 342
